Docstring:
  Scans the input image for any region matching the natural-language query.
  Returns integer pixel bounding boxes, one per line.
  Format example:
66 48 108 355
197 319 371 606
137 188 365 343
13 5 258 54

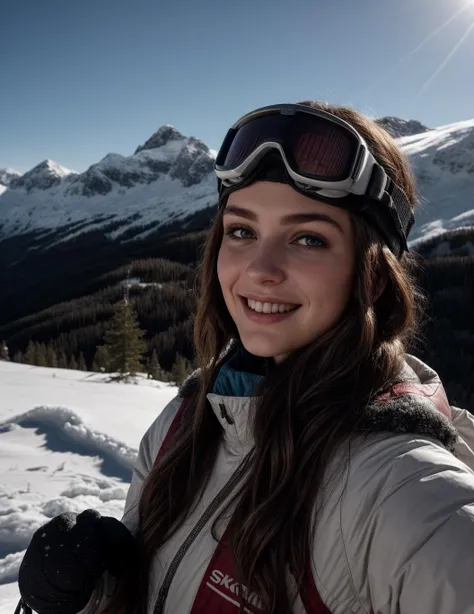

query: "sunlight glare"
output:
416 20 474 97
362 1 474 95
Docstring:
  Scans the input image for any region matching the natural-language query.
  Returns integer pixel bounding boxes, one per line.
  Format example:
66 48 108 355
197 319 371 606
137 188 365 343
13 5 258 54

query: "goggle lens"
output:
220 113 357 181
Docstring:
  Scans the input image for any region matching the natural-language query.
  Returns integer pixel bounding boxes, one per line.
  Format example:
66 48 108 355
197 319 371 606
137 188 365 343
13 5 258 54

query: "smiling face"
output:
217 181 356 362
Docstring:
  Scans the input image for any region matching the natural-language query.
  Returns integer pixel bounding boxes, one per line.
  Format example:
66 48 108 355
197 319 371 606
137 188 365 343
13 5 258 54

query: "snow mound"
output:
1 405 138 471
0 404 137 575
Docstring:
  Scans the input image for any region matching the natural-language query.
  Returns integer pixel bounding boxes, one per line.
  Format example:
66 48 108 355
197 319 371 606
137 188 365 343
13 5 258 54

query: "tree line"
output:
3 298 194 386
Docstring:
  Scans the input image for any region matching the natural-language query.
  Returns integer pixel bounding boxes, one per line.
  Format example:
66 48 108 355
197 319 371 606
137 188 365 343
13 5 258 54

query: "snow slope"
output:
0 169 22 189
401 119 474 243
0 169 21 197
0 361 177 612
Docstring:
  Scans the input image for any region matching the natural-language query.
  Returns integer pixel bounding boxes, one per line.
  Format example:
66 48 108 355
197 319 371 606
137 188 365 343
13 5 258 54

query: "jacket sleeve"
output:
78 395 183 614
452 406 474 471
342 433 474 614
121 395 183 532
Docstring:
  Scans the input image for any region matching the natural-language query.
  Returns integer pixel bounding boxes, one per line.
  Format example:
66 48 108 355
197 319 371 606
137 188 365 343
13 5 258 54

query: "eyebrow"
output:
224 204 344 234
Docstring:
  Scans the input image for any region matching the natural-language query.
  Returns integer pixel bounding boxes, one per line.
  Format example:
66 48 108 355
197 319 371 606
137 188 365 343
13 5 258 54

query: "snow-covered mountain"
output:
403 119 474 243
0 168 22 195
9 160 75 192
376 117 430 139
0 125 217 244
0 117 473 247
0 168 22 186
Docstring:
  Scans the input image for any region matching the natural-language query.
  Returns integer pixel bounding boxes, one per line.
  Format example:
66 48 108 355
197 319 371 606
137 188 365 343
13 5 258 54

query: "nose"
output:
245 241 286 285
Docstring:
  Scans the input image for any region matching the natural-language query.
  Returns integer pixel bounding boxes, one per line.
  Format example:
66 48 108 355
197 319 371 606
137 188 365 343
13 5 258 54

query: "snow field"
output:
0 362 177 611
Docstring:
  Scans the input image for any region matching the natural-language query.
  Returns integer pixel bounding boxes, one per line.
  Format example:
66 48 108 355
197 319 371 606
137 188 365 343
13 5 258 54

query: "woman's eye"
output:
295 234 327 249
226 227 254 240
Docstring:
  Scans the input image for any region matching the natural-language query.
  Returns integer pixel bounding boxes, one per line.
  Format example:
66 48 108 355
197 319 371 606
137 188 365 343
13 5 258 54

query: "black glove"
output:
18 509 137 614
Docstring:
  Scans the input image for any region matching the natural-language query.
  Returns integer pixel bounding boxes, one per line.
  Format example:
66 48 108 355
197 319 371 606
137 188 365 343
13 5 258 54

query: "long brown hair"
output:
107 102 421 614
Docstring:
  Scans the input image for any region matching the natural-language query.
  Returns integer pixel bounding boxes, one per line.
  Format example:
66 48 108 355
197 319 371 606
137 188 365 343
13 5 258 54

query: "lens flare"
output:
416 20 474 97
362 1 474 95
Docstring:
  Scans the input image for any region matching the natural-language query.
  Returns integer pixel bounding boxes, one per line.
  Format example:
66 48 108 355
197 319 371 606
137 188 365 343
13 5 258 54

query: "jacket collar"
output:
179 353 458 454
211 345 269 397
206 394 257 455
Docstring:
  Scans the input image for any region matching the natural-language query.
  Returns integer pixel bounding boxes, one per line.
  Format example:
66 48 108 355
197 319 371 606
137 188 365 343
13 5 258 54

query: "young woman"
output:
18 102 474 614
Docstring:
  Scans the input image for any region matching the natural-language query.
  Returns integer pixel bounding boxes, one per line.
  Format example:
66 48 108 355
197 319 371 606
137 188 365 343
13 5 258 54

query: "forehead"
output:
226 181 352 228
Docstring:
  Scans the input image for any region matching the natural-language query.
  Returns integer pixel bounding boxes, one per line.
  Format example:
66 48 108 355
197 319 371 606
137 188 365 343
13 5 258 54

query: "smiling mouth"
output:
242 297 300 314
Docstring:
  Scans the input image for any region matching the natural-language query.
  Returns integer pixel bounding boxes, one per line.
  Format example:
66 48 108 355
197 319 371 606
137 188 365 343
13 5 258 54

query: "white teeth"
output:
247 299 297 313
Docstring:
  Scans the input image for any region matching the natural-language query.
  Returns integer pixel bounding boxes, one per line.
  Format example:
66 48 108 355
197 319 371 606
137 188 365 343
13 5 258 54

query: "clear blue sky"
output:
1 0 474 172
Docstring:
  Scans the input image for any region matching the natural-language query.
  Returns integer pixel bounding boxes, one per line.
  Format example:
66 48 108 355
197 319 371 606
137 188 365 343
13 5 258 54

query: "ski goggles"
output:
215 104 415 256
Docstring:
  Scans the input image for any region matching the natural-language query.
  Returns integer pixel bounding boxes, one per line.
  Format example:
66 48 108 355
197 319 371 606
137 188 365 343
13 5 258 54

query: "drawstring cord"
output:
14 598 32 614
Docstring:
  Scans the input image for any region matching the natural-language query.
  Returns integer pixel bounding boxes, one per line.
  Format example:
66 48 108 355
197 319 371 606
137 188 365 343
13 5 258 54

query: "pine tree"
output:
13 350 23 363
92 345 110 372
170 353 190 386
35 342 47 367
0 341 9 361
45 344 58 368
78 352 87 371
24 341 36 365
57 351 68 369
69 354 78 370
148 349 164 381
104 299 146 380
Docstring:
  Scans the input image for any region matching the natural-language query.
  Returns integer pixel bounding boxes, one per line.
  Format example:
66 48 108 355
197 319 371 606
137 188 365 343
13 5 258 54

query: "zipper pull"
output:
219 403 235 425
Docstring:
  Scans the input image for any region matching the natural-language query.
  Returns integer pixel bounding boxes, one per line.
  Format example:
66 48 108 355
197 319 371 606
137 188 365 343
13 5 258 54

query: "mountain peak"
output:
11 159 75 191
35 159 74 175
135 125 185 154
376 117 430 139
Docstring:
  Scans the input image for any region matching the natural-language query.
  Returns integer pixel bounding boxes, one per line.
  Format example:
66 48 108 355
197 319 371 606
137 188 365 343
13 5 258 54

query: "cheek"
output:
217 246 237 295
330 263 354 311
303 258 353 309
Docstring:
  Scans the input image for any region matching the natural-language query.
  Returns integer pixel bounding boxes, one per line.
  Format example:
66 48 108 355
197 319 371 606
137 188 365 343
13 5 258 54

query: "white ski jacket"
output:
83 355 474 614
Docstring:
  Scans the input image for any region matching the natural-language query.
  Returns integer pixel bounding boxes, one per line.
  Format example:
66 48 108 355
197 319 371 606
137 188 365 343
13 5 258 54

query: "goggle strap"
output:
387 180 415 241
367 166 414 247
359 200 405 256
366 164 387 202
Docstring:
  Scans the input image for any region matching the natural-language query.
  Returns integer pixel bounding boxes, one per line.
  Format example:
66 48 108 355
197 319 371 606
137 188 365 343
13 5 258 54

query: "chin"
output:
240 336 293 359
